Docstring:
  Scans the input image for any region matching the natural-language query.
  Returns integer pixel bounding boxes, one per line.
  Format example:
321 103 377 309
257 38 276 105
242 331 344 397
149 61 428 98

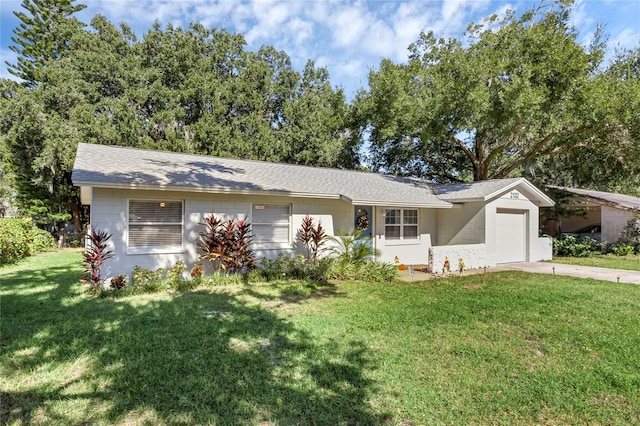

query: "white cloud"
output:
569 0 593 31
288 17 314 45
244 0 296 44
335 58 365 78
610 28 640 50
328 3 371 48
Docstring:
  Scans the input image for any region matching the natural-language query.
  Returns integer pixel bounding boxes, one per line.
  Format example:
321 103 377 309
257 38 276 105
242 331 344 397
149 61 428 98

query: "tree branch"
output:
449 134 479 171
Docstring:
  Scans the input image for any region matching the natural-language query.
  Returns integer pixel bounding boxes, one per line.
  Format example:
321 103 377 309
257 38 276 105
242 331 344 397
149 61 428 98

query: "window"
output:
252 204 290 243
385 208 418 240
128 200 183 249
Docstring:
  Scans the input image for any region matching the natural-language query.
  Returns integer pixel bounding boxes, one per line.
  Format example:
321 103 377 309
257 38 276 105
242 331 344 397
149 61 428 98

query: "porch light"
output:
160 202 166 207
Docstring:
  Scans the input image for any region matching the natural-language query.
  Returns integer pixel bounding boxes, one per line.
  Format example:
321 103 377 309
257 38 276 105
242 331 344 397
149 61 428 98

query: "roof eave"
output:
72 180 342 200
342 195 452 208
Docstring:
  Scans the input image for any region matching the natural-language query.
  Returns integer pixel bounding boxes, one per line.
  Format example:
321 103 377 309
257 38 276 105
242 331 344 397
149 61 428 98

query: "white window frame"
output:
384 208 419 241
127 199 184 255
251 203 291 248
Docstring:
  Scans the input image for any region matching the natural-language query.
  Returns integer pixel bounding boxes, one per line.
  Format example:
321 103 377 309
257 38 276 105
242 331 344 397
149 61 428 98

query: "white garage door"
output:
496 209 527 263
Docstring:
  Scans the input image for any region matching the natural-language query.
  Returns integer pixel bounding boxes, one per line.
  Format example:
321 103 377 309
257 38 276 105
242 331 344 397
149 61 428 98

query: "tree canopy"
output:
1 7 355 226
7 0 86 85
356 1 640 188
2 0 639 226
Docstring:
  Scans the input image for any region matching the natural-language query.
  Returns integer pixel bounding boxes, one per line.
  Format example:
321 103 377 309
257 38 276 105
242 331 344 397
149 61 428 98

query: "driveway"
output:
500 262 640 284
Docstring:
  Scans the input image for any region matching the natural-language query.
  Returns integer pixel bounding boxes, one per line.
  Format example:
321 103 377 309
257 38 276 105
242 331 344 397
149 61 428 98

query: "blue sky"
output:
1 0 639 98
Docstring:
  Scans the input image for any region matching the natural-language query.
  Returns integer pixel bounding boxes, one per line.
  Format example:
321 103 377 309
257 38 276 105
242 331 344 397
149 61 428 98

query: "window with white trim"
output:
385 208 418 240
252 204 290 243
128 200 183 248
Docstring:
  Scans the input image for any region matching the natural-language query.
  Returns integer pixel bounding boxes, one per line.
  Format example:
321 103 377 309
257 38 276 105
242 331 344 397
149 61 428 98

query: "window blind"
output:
252 204 290 243
128 200 183 248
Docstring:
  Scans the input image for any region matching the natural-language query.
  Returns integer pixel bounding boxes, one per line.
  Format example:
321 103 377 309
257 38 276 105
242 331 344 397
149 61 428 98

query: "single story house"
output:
545 186 640 244
71 143 554 278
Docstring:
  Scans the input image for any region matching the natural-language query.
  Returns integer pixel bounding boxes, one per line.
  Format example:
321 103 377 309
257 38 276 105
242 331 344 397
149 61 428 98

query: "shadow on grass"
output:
0 254 384 424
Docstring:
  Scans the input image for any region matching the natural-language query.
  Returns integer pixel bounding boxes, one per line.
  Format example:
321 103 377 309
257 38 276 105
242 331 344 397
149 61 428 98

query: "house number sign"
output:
510 191 520 199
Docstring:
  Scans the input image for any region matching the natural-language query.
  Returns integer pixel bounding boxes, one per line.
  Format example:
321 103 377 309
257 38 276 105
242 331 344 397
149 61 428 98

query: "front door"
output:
354 206 372 238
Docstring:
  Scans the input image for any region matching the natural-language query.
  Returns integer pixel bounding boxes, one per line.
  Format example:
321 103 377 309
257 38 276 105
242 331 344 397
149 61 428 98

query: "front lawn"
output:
2 251 639 424
551 254 640 271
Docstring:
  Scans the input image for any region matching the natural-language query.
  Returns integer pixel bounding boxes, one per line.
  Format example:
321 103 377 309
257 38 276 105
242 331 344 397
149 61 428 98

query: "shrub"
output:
132 266 165 287
326 230 380 268
111 274 128 290
329 259 399 282
257 254 331 282
167 260 186 283
30 227 56 253
611 243 634 257
618 216 640 254
0 218 55 266
553 234 600 257
0 219 31 265
190 263 204 278
82 228 114 294
297 215 327 264
198 215 255 274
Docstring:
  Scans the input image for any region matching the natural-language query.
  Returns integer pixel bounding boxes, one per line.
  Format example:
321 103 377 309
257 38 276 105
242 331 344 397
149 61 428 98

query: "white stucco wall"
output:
90 188 353 278
429 244 487 272
601 206 636 244
88 182 554 278
435 202 485 246
485 189 551 264
373 207 437 265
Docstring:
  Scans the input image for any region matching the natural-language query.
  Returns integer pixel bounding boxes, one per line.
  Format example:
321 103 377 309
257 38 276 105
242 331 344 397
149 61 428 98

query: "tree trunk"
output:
70 200 82 234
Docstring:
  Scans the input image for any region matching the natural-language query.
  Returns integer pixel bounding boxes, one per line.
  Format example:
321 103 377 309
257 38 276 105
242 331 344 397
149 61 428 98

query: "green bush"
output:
257 254 331 282
618 216 640 254
0 218 55 266
611 243 634 257
132 266 165 287
30 227 57 253
553 234 600 257
329 259 399 282
167 260 186 284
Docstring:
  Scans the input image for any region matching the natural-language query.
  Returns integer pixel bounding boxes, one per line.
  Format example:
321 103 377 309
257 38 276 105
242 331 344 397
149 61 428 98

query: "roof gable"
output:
432 178 555 207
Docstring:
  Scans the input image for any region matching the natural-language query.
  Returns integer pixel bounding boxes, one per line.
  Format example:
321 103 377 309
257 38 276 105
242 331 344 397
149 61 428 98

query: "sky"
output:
1 0 639 99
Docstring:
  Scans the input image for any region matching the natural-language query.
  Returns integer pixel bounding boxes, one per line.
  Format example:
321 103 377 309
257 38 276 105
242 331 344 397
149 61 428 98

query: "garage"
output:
495 209 527 263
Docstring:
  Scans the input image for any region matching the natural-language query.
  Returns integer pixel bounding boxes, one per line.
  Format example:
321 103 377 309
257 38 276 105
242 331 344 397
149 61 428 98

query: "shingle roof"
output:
432 178 525 201
72 143 452 208
548 186 640 211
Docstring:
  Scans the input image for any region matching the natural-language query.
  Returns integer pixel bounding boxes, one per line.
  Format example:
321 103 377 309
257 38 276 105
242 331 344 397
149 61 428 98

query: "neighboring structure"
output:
546 186 640 244
71 143 554 278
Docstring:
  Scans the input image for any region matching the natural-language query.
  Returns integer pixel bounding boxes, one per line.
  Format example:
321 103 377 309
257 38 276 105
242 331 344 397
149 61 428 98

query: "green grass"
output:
551 254 640 271
2 251 640 424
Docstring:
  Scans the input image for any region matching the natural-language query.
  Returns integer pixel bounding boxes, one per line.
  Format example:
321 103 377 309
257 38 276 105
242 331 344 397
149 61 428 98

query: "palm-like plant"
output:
82 228 114 294
326 229 380 267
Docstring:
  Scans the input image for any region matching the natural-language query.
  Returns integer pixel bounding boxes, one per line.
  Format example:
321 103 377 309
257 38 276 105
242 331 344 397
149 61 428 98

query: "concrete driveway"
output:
500 262 640 284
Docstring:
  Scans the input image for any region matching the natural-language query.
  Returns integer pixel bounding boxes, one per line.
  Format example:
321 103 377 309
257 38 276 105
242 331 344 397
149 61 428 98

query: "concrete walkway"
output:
397 263 640 284
499 262 640 284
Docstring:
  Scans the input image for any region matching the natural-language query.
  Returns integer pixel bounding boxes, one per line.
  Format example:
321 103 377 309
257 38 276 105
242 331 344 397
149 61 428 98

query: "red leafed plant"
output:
198 215 255 274
82 228 114 294
297 215 326 264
